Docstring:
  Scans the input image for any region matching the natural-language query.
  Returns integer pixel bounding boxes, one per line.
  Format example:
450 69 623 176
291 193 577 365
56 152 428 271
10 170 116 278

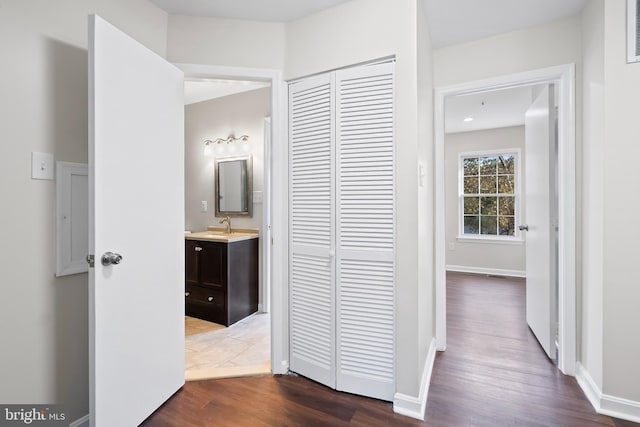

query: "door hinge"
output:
86 254 95 268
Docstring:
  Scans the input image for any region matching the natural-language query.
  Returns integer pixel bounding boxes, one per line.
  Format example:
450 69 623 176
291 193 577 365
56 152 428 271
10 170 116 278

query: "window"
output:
459 150 519 239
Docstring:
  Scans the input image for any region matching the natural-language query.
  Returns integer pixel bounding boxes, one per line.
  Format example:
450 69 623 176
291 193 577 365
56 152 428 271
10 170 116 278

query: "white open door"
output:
88 15 185 426
523 84 558 360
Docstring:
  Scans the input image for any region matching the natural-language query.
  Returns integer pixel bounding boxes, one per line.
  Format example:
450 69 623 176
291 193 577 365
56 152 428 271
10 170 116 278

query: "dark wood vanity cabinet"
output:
185 238 258 326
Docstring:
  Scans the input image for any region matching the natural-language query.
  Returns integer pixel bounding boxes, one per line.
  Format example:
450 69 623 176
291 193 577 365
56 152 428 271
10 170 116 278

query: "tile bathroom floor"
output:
185 313 271 381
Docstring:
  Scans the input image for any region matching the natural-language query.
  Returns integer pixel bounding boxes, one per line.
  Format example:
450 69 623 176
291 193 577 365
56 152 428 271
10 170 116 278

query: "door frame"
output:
434 64 576 375
176 63 289 375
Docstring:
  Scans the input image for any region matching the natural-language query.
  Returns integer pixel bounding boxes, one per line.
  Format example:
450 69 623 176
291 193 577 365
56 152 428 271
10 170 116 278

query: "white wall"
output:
580 0 605 390
445 126 526 274
185 88 270 308
434 15 583 87
417 0 435 375
167 15 286 70
0 0 168 422
602 0 640 402
184 88 269 232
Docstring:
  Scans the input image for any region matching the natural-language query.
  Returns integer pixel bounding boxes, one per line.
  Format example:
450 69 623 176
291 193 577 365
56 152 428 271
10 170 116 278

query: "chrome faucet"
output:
219 215 231 234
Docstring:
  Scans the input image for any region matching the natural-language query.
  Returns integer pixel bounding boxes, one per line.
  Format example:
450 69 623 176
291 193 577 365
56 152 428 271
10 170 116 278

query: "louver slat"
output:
336 62 395 401
288 74 335 388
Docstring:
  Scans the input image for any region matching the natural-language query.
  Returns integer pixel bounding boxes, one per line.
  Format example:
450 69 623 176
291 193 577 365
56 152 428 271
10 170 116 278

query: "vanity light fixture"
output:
203 135 249 156
463 117 474 122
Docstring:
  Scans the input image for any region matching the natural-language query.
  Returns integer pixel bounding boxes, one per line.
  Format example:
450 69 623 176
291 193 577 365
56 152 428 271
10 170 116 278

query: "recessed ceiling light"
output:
464 117 473 122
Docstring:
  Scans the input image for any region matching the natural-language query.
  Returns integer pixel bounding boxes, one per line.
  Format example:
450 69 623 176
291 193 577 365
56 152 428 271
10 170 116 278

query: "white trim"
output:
446 265 525 278
393 338 436 420
628 0 640 63
69 414 90 427
456 237 523 245
262 117 272 314
576 363 640 423
434 64 577 374
175 63 288 375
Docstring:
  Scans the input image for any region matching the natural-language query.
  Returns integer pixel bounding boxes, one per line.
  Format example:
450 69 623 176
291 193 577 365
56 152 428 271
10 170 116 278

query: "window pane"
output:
464 197 479 214
498 216 515 236
464 176 479 194
464 216 479 234
463 158 478 176
498 175 515 194
498 196 515 216
479 156 497 175
480 196 497 215
480 215 497 235
479 175 496 193
498 155 515 174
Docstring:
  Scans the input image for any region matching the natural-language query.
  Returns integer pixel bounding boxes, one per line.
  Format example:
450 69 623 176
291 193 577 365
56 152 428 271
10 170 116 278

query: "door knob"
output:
101 252 123 266
519 225 529 231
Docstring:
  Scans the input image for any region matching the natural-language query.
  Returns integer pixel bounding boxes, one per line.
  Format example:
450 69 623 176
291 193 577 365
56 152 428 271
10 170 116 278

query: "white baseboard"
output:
446 264 525 278
393 338 436 420
69 414 89 427
576 362 640 423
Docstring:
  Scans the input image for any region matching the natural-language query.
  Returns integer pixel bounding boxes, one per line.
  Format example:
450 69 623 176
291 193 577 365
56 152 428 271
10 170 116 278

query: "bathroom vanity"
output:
185 229 258 326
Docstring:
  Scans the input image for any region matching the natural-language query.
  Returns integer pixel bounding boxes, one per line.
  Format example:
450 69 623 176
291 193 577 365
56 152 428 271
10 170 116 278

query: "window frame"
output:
457 148 522 242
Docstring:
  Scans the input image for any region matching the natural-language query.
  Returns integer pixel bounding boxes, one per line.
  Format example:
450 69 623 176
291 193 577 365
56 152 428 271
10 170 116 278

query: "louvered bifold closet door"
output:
288 73 336 388
335 62 395 401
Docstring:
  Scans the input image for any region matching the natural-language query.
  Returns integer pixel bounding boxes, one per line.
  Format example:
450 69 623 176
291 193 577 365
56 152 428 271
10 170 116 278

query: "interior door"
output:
335 62 395 401
523 84 558 360
88 15 185 426
288 73 336 388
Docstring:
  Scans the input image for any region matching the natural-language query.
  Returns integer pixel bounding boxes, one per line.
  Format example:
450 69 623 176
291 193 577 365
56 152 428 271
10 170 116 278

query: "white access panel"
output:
56 161 88 277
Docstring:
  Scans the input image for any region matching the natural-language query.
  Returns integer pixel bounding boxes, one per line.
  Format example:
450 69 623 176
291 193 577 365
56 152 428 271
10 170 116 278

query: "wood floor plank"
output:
141 272 635 426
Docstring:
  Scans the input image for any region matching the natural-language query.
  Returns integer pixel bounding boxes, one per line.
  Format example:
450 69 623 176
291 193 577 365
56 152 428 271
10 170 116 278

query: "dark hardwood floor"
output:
142 272 636 426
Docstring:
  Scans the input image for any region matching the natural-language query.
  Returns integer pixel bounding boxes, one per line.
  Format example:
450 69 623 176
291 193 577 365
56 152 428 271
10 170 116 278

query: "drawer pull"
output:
185 291 190 297
195 246 203 252
207 296 214 302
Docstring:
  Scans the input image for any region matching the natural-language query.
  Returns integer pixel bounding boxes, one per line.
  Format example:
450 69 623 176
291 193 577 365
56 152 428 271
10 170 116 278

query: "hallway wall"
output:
0 0 168 422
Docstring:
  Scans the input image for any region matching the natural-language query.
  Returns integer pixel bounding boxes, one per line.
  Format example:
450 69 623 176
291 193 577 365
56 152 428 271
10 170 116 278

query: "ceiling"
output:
445 86 535 134
151 0 588 48
149 0 352 22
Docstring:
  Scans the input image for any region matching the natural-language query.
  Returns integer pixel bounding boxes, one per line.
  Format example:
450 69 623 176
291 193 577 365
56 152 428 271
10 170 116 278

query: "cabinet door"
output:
185 240 199 286
199 241 226 289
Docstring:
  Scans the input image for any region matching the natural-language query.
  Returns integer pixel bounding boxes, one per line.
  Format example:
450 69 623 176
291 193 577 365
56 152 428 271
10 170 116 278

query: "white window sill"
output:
456 236 524 245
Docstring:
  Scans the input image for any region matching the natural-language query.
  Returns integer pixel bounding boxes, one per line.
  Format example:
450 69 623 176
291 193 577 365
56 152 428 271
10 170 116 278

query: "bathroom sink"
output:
186 229 259 242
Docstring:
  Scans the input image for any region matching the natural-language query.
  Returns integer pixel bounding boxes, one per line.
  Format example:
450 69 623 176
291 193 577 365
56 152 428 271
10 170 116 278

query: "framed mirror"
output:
215 155 253 217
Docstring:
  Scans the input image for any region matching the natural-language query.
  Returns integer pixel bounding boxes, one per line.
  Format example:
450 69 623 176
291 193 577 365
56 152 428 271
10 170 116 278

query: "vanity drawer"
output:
185 284 225 324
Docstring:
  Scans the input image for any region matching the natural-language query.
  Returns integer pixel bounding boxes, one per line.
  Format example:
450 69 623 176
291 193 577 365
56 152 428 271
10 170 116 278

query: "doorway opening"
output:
434 64 576 375
176 64 286 380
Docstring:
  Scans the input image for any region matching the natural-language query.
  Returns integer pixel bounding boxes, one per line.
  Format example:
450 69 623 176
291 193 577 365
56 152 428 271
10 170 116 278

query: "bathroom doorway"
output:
181 74 274 380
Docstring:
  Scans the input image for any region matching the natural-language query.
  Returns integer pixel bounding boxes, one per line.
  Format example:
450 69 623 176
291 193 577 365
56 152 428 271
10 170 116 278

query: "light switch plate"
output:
253 191 263 203
32 152 54 180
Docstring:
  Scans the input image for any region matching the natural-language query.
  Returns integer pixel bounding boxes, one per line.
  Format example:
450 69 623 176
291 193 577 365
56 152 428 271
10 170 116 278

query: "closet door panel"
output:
289 74 336 388
336 62 395 401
